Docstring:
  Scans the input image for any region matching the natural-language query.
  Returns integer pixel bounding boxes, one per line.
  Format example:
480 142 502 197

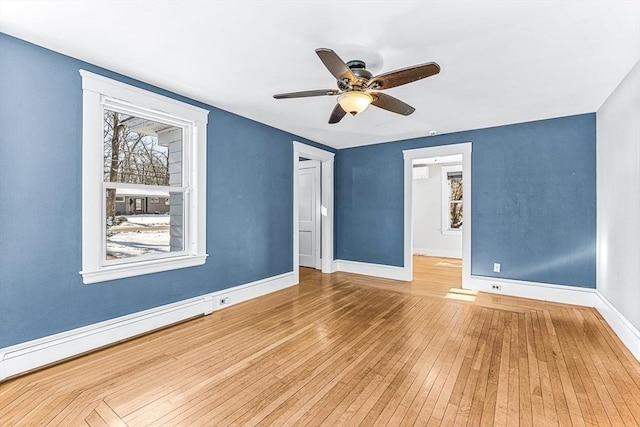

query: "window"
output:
441 165 463 234
80 70 208 284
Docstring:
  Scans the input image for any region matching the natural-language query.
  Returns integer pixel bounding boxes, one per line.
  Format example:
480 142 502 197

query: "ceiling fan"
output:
273 48 440 124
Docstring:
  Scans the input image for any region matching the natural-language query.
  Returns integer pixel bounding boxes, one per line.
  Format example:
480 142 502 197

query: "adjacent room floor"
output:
2 256 639 426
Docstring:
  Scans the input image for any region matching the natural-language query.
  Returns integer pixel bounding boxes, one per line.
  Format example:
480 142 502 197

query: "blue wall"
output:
0 33 332 348
0 31 597 349
335 114 596 288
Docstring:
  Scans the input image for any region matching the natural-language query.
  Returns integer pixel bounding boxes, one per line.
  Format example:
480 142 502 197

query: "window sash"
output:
101 102 190 187
441 165 463 235
102 97 194 131
100 103 190 267
81 69 209 284
102 182 189 267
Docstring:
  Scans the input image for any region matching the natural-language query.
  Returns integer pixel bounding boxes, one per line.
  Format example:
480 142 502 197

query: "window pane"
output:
448 173 463 229
103 110 182 186
450 201 463 229
105 189 184 260
448 174 462 201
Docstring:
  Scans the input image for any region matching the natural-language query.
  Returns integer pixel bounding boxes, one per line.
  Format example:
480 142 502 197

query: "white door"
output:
298 160 321 268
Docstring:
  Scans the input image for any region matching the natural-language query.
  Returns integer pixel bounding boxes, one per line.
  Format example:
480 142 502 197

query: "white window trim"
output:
441 165 463 235
80 70 209 284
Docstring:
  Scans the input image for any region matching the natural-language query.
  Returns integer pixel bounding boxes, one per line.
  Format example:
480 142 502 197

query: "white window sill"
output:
81 254 208 284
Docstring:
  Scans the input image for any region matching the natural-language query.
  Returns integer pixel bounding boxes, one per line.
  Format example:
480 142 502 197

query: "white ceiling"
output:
1 1 639 149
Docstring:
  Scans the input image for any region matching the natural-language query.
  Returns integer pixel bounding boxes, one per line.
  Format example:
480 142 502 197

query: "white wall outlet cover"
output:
493 263 501 273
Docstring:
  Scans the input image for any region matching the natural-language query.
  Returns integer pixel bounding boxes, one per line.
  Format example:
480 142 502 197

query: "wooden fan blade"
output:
316 48 356 83
273 89 339 99
368 62 440 90
328 104 347 124
370 92 415 115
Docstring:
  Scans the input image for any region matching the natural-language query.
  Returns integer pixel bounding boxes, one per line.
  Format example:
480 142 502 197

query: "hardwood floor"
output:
2 256 639 426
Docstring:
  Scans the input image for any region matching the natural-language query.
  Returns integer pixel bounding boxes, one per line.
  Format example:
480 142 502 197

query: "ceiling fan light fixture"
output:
274 48 439 123
337 91 373 115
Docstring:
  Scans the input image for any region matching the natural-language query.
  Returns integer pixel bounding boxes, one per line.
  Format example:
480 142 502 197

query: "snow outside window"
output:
80 70 209 284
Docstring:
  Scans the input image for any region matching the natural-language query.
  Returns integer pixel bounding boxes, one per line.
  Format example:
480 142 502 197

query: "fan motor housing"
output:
346 60 372 80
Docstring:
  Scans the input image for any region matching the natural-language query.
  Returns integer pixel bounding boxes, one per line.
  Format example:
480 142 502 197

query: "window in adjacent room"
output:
441 165 463 234
80 70 209 284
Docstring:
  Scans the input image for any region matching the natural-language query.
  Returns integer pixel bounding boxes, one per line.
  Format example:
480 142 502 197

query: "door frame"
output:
298 159 321 269
402 142 472 285
293 141 335 283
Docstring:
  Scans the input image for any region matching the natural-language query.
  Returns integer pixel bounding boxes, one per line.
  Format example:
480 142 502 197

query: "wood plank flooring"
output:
1 256 639 426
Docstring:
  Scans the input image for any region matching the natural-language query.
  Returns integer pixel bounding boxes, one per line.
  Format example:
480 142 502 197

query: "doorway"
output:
412 155 463 259
298 159 321 269
403 143 472 286
412 155 464 288
292 142 335 283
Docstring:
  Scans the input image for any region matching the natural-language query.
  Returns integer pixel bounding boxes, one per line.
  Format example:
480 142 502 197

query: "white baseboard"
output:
0 271 297 381
330 260 338 273
593 290 640 361
3 268 637 382
466 275 598 306
466 275 640 362
413 248 462 259
336 259 411 281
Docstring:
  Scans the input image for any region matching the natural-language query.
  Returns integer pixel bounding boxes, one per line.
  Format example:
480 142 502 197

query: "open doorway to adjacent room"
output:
297 158 321 270
292 142 335 283
403 143 472 298
411 154 464 293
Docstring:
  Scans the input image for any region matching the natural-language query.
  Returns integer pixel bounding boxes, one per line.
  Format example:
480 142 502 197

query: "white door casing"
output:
292 141 335 284
298 160 321 269
403 142 472 284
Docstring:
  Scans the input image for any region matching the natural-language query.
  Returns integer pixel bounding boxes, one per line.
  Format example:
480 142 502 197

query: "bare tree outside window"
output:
103 110 183 260
448 174 463 229
103 111 171 216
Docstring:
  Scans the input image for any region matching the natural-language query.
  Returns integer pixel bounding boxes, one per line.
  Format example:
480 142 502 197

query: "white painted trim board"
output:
467 274 640 361
336 259 411 281
0 272 297 381
3 263 637 381
292 141 336 277
403 143 472 285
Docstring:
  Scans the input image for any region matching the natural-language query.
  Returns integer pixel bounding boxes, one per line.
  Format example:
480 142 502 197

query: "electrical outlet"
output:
491 284 501 291
219 297 230 305
493 263 501 273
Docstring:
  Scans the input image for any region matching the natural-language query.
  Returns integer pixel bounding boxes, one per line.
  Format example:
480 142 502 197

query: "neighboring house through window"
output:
80 70 209 284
